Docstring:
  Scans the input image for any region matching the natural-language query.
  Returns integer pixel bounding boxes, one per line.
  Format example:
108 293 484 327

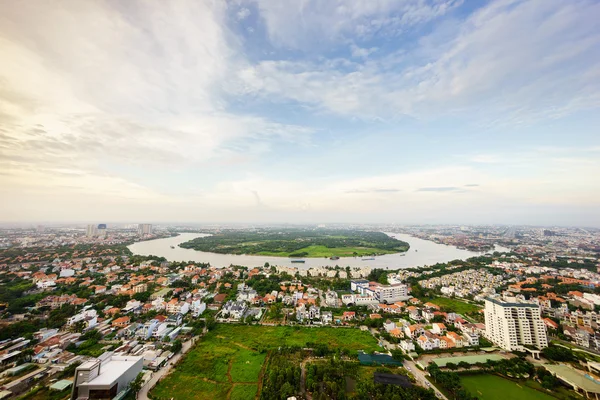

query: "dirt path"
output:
300 359 313 400
255 351 271 400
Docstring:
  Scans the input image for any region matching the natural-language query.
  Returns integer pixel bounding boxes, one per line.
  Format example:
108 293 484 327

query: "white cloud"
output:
350 44 378 59
238 0 600 122
0 0 315 209
237 7 251 21
247 0 462 48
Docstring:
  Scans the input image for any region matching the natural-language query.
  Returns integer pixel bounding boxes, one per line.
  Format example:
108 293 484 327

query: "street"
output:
403 360 448 400
137 337 195 400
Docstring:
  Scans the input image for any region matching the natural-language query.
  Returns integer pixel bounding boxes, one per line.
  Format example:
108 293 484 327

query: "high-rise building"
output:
138 224 152 236
86 224 98 237
484 296 548 351
97 224 107 238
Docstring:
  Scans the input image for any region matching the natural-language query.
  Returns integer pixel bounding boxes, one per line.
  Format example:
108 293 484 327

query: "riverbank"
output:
128 232 507 269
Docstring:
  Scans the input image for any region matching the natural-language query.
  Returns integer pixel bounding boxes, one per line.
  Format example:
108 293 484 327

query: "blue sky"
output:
1 0 599 225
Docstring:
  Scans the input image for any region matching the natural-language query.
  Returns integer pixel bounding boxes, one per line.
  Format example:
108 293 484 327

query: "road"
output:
404 360 447 400
137 337 196 400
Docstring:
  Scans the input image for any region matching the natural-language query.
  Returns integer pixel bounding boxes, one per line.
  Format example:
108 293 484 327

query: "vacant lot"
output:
428 297 482 314
150 324 379 399
461 374 555 400
213 324 380 353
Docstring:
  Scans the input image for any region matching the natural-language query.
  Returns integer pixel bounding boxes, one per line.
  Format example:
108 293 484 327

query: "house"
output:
440 336 454 349
342 311 356 321
446 332 464 347
404 324 424 339
543 318 559 330
431 323 447 335
400 340 415 352
214 294 227 304
389 328 404 338
221 301 248 320
112 316 131 328
384 320 396 332
417 335 435 350
406 306 420 319
321 311 333 324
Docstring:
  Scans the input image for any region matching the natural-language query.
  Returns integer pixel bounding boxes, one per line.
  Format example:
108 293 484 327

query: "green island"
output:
179 229 409 257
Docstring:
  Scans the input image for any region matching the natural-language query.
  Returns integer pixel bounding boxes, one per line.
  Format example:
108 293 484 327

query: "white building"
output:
138 224 153 236
71 352 143 400
376 283 409 303
67 307 97 329
86 224 98 237
350 280 409 303
484 296 548 351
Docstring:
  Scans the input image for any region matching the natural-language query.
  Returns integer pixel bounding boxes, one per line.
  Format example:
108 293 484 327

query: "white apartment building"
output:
138 224 153 236
484 296 548 351
376 283 409 303
350 280 409 303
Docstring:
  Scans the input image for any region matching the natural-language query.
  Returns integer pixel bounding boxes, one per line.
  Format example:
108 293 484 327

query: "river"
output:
127 232 510 270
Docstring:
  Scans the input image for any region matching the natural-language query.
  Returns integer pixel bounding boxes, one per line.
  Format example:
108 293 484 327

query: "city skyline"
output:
1 0 599 226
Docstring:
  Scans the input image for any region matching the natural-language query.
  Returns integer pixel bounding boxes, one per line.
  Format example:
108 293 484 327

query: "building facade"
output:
138 224 153 236
484 296 548 351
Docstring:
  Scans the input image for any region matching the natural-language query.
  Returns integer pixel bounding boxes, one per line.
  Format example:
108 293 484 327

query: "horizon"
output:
1 0 599 226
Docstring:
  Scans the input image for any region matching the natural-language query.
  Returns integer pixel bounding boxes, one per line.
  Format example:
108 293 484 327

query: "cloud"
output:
464 184 479 187
417 187 463 192
237 7 251 21
350 44 378 59
238 0 600 122
0 0 315 204
345 188 401 194
246 0 462 49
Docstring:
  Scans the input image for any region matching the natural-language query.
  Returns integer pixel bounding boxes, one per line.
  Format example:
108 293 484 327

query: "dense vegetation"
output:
260 350 302 400
180 229 409 257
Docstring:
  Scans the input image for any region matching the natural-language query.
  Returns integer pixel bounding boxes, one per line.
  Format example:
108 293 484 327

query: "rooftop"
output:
80 355 142 387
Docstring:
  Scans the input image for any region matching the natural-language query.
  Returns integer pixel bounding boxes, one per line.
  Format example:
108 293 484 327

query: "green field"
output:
461 374 555 400
256 244 399 257
179 229 409 257
150 325 379 400
428 297 482 314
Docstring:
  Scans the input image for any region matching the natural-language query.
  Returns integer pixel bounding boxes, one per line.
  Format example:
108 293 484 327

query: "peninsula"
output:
178 229 410 258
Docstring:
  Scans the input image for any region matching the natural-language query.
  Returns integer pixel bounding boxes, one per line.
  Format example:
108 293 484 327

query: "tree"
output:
128 372 144 398
171 339 182 353
458 361 471 370
446 362 458 371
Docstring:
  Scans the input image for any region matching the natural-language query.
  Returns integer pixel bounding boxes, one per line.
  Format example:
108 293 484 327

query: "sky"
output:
1 0 599 226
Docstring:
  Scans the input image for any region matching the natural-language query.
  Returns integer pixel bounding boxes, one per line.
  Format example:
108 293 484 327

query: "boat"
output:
291 259 305 263
330 256 340 260
361 257 375 261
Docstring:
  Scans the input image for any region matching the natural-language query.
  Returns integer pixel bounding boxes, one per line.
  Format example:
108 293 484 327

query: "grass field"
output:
150 324 379 400
428 297 482 314
461 374 555 400
256 245 400 257
230 385 258 400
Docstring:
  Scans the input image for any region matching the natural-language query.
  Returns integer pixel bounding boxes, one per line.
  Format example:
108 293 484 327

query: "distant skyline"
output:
1 0 599 226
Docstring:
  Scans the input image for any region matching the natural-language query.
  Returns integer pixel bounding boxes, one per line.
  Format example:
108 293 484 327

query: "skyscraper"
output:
484 296 548 351
97 224 107 238
138 224 152 236
86 224 98 237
